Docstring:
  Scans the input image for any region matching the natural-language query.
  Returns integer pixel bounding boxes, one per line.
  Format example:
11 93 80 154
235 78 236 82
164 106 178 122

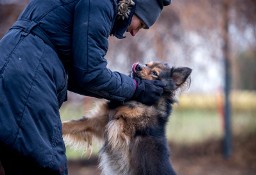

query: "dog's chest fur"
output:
99 99 172 175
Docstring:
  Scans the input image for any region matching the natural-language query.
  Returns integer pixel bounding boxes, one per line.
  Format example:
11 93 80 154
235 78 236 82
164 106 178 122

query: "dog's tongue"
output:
132 63 139 73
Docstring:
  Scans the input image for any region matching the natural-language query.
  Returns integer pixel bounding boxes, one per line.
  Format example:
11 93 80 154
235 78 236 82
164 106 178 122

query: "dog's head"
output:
131 61 192 95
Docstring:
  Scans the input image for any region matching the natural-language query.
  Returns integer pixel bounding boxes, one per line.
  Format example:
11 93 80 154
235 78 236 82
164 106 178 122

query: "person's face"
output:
127 15 146 36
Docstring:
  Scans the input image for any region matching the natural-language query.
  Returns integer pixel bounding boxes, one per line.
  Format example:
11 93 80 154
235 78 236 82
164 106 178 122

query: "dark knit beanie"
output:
135 0 172 28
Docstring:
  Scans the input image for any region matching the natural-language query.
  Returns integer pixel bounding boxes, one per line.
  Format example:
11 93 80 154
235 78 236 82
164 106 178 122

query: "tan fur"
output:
62 62 192 175
62 102 109 151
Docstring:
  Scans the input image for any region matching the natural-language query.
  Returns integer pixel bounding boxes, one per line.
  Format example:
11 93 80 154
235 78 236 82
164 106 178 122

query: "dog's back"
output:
62 62 191 175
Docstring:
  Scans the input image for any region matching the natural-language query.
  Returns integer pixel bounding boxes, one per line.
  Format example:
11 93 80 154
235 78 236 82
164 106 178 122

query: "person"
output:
0 0 171 174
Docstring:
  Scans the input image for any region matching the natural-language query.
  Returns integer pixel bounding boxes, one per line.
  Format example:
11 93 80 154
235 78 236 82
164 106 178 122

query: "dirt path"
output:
68 134 256 175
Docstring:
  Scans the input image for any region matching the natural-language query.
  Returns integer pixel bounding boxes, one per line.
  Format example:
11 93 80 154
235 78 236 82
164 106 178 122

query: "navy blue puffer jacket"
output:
0 0 135 174
20 0 136 101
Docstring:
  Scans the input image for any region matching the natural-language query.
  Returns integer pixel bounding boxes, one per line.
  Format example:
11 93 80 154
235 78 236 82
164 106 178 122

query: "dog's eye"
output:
152 71 158 77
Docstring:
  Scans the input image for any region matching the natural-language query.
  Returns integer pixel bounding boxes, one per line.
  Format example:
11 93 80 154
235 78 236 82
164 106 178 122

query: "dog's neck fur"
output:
155 90 176 116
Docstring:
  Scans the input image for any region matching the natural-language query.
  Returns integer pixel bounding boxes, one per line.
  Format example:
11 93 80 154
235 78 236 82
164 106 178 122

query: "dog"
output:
62 61 192 175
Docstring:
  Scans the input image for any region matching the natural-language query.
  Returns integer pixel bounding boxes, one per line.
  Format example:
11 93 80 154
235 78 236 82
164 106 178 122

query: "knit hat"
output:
135 0 172 29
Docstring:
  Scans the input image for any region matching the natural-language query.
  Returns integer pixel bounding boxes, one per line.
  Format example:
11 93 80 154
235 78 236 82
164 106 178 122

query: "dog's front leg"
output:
62 102 109 147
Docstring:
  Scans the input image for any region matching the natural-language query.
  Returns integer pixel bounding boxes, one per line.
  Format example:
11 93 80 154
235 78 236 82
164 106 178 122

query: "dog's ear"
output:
171 67 192 88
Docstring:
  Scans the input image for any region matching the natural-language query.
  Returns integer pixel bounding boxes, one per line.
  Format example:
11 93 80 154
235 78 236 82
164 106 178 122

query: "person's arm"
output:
68 0 136 102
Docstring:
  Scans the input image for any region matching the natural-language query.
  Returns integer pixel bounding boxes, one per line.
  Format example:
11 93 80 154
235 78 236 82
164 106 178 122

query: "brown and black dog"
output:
62 61 192 175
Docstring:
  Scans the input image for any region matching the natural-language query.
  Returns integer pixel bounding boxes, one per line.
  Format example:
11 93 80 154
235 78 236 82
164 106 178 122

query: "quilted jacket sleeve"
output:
68 0 136 102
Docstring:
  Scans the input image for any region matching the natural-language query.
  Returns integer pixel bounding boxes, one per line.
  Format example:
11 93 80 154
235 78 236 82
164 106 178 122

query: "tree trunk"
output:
221 0 232 158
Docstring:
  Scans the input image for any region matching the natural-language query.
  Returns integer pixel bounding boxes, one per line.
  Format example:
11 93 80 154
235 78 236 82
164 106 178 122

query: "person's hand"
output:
132 77 165 105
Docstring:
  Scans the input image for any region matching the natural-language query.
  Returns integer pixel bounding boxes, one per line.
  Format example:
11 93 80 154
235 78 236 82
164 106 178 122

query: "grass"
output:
167 108 256 145
167 109 222 145
60 100 256 159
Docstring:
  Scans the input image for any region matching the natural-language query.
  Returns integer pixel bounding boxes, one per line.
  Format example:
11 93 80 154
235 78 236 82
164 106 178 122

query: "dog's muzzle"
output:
132 63 144 73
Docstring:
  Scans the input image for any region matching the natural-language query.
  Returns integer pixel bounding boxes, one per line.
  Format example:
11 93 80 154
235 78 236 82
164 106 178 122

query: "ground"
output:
67 133 256 175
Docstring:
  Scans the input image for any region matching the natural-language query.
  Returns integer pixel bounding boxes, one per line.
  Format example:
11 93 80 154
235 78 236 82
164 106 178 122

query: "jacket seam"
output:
12 43 57 169
12 44 46 146
0 32 26 75
19 0 78 24
86 0 91 72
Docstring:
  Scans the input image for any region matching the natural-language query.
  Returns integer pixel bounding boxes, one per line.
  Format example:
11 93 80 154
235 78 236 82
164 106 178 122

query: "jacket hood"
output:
111 0 136 39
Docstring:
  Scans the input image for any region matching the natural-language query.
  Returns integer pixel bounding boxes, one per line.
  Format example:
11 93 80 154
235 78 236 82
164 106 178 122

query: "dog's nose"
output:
135 64 142 71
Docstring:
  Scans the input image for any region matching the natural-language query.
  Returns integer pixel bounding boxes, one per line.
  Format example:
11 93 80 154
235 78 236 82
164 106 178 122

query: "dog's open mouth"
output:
132 63 138 73
131 62 140 78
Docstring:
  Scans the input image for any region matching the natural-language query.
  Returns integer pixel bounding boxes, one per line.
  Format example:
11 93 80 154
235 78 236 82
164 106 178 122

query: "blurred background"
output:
1 0 255 175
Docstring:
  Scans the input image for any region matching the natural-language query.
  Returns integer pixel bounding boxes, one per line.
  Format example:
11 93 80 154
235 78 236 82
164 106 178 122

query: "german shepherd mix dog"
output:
62 62 192 175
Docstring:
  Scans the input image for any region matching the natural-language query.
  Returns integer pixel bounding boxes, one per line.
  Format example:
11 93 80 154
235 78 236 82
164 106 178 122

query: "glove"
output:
132 77 165 105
